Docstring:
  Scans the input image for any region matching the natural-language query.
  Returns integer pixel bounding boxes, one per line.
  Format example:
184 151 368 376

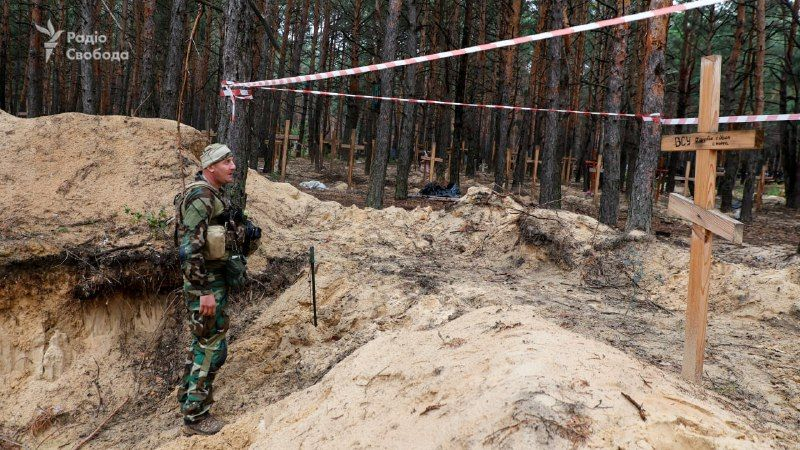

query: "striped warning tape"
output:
256 86 661 121
250 87 800 125
662 114 800 125
219 82 253 121
225 0 727 89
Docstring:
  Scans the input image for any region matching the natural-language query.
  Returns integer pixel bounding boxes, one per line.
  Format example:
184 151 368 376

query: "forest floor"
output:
1 112 799 449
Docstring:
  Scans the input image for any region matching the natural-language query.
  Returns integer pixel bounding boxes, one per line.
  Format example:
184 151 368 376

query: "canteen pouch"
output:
203 225 226 260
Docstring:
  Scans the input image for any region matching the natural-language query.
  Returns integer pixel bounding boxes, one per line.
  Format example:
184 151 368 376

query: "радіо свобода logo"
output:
34 19 64 63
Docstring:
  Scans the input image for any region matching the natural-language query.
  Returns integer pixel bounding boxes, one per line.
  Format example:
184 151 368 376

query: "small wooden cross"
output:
660 55 763 383
420 142 443 183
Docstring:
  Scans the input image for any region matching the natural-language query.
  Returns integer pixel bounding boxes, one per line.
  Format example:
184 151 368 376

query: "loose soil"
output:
1 112 798 449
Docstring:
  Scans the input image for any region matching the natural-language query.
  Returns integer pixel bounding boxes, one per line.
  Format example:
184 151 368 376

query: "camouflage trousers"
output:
177 271 229 423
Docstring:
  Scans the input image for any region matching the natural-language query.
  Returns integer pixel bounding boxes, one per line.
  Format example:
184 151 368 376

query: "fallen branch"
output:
72 397 129 450
621 392 647 421
0 434 23 448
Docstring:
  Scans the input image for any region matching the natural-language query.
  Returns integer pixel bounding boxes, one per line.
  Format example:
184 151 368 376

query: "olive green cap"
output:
201 143 232 169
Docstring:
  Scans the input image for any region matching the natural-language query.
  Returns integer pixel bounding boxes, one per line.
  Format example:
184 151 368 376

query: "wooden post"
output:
347 129 356 189
592 154 603 206
429 142 437 183
683 160 692 196
280 119 290 182
756 164 767 210
447 148 452 179
319 130 324 167
532 145 540 186
505 148 512 189
413 133 420 168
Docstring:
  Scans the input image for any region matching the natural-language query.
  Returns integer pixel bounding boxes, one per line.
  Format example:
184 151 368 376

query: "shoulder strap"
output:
174 180 221 246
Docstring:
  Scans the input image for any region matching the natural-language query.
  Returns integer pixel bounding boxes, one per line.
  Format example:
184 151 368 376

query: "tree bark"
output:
599 0 630 225
780 0 799 208
217 0 255 210
493 0 522 192
137 0 157 116
365 0 402 209
740 0 766 222
449 0 472 187
160 0 188 119
26 0 44 117
538 0 565 207
310 0 332 170
0 0 8 111
626 0 671 232
344 0 364 146
719 2 745 211
395 0 420 199
287 0 311 155
264 0 294 172
79 0 97 114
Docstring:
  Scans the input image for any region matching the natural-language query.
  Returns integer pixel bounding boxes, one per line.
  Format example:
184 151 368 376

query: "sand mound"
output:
165 306 770 449
0 111 207 263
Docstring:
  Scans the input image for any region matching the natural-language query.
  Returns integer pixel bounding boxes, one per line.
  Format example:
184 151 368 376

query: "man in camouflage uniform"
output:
175 143 239 436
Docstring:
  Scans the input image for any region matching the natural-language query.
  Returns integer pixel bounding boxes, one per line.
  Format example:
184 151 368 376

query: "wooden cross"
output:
420 142 443 183
347 129 356 189
280 119 290 181
527 145 541 188
589 154 603 206
660 55 763 383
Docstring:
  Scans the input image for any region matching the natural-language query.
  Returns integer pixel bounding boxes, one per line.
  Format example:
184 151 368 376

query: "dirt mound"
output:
165 306 772 449
0 110 207 264
1 112 797 448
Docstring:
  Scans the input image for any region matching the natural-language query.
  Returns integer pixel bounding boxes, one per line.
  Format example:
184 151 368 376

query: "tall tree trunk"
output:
264 0 294 171
493 0 522 191
114 0 131 114
781 0 799 208
598 0 630 225
344 0 364 146
395 0 420 199
79 0 97 114
26 0 44 117
0 0 8 110
287 0 311 156
160 0 188 119
449 0 471 187
626 0 670 232
299 0 320 153
740 0 766 222
217 0 255 209
538 0 565 208
137 0 157 116
365 0 402 208
719 2 745 211
310 0 332 170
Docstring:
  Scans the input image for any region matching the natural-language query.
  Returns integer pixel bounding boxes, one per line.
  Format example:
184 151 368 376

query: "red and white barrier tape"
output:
661 114 800 125
226 0 727 89
251 87 800 125
257 86 661 121
220 81 253 122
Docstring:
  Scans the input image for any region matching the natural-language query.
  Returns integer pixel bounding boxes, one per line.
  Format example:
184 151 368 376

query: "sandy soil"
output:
1 112 798 449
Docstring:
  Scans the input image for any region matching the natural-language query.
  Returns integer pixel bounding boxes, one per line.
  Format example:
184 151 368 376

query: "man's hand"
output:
199 294 217 317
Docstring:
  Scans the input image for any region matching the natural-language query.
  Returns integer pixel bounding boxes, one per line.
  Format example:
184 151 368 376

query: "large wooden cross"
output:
660 55 763 383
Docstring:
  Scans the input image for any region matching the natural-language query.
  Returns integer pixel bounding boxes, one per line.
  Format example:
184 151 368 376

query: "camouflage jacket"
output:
177 172 230 296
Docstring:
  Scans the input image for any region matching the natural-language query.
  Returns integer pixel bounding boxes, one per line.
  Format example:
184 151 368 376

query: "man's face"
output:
209 156 236 185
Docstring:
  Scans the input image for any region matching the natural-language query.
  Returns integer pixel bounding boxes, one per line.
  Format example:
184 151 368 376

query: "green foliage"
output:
123 205 170 230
